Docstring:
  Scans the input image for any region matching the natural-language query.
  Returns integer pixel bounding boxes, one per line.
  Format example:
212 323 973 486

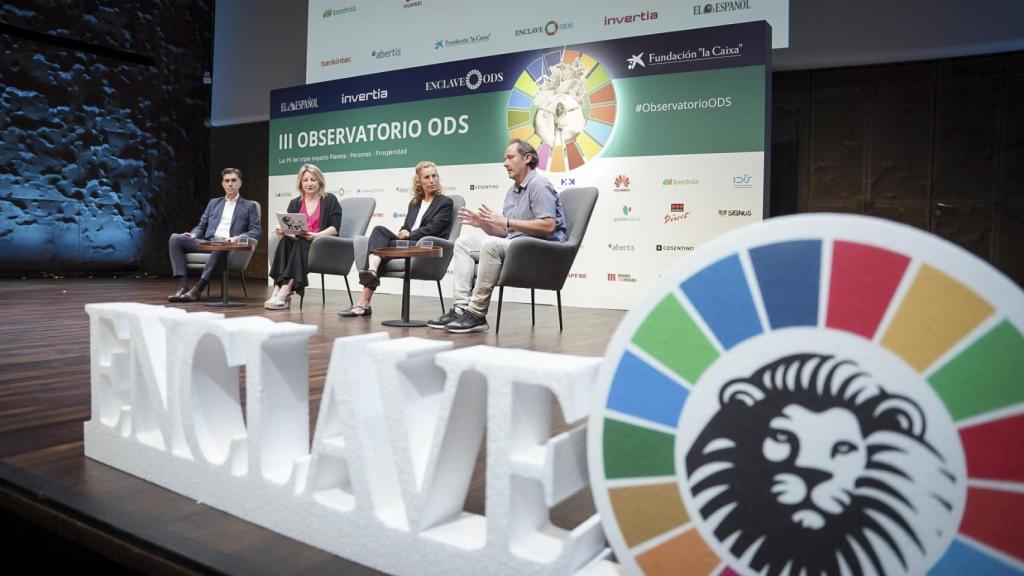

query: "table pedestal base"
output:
381 319 428 328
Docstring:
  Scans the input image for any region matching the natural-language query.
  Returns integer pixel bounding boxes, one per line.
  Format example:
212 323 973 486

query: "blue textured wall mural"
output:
0 1 212 274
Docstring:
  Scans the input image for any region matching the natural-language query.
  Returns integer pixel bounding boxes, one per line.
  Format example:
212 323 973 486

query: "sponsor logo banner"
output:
694 0 752 15
322 5 356 18
733 173 753 189
608 243 636 252
320 57 352 68
515 20 574 37
603 11 659 26
435 33 492 50
371 48 402 59
425 69 504 93
663 177 699 186
664 210 692 223
606 272 638 283
614 205 641 223
279 22 768 119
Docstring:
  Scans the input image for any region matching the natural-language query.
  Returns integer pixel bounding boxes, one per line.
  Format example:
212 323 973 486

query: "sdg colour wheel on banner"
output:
506 48 618 172
270 22 771 309
588 214 1024 576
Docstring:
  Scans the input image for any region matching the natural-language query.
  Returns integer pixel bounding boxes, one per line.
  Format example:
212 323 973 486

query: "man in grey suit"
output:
167 168 262 302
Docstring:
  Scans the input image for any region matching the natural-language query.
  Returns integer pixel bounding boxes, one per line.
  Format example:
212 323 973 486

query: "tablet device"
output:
276 212 308 235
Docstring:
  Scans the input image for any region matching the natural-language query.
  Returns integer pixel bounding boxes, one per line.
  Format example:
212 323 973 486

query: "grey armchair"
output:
380 194 465 314
268 196 376 309
492 187 598 333
187 202 261 298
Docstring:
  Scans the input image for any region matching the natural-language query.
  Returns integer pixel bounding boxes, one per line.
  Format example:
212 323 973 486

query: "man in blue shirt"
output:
430 139 567 333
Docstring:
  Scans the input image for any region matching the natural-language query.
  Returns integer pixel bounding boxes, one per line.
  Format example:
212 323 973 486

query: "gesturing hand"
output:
457 207 482 228
477 204 505 229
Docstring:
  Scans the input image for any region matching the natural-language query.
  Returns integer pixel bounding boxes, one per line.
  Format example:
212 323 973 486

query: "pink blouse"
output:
301 199 322 233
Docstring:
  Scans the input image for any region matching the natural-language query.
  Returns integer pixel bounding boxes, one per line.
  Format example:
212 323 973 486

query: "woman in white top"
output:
339 160 454 317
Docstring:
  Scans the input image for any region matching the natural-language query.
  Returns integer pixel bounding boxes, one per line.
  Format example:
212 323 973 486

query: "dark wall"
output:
772 51 1024 285
209 122 269 278
0 1 213 275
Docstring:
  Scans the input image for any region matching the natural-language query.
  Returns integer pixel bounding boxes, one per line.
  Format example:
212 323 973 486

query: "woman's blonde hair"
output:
411 160 443 201
296 163 327 198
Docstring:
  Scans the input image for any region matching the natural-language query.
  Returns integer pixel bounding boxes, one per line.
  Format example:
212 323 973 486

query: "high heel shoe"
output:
264 293 289 310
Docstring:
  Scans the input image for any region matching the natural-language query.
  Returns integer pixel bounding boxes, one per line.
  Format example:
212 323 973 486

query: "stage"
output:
0 277 624 573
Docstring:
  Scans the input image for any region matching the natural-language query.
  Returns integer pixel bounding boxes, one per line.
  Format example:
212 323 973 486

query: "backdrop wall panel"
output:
270 23 771 309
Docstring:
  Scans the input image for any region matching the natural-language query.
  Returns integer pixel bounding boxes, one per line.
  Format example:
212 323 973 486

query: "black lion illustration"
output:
685 354 960 576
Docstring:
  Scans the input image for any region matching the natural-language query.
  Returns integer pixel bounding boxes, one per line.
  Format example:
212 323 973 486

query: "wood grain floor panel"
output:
0 277 624 573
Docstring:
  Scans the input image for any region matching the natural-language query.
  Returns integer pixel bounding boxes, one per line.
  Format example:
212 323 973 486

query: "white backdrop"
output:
306 0 789 83
269 151 765 310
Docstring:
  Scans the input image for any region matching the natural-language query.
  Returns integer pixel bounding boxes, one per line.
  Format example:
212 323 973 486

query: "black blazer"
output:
402 195 454 241
192 196 261 240
286 193 342 234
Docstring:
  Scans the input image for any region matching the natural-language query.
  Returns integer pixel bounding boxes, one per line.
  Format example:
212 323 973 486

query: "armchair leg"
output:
557 290 563 331
530 289 535 326
496 286 504 334
343 276 353 306
240 273 248 298
321 275 326 307
436 281 445 314
299 292 303 310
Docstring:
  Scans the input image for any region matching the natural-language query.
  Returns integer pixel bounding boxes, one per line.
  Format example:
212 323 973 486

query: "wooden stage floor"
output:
0 277 625 574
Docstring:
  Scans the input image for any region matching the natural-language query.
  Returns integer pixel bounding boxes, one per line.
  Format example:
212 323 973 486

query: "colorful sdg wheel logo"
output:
588 214 1024 576
506 48 616 172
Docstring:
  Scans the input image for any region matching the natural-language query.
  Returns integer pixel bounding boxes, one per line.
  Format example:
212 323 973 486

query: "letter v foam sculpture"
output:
84 303 620 575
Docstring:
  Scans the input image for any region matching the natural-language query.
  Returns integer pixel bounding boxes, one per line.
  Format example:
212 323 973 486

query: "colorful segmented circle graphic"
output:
588 214 1024 576
506 48 617 172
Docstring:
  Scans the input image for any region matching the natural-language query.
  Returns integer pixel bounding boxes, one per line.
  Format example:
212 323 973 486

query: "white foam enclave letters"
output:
84 303 621 575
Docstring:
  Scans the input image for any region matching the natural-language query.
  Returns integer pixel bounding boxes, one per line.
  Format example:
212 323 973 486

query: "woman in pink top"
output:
266 163 342 309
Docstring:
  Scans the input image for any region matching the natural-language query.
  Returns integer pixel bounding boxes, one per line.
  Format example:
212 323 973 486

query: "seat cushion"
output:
185 253 210 266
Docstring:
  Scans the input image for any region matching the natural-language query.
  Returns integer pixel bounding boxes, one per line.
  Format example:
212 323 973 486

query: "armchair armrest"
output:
498 237 580 291
406 235 455 281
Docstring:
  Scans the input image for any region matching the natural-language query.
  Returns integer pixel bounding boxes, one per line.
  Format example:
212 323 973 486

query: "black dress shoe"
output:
177 287 202 303
168 287 187 302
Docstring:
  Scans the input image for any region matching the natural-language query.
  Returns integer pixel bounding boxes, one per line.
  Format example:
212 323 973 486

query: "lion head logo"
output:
685 354 962 576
